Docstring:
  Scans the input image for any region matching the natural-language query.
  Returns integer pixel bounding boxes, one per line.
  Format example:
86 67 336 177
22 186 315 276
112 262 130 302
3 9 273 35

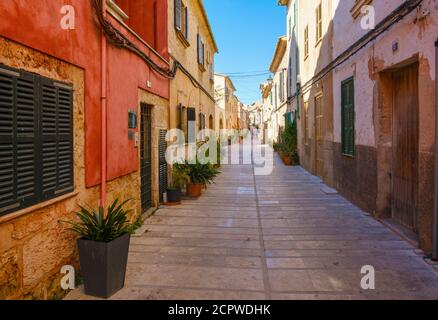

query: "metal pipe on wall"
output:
433 38 438 261
100 0 108 212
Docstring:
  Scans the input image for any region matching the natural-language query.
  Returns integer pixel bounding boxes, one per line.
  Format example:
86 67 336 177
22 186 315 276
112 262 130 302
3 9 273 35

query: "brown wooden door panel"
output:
315 95 324 177
392 63 419 231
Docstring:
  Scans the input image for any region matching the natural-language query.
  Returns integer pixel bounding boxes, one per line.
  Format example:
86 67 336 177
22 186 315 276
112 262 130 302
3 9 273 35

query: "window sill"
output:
198 64 206 72
342 153 355 159
0 191 79 225
351 0 373 19
176 30 190 48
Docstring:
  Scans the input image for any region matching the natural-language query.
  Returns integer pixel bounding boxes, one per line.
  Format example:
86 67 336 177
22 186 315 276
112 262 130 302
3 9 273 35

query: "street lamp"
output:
267 75 273 85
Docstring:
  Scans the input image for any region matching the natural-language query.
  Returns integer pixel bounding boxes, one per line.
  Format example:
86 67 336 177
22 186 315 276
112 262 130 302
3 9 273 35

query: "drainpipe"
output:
100 0 108 212
433 38 438 261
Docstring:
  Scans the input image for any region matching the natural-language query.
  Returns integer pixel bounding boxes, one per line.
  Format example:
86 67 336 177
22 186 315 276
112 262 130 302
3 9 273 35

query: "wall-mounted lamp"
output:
267 75 274 85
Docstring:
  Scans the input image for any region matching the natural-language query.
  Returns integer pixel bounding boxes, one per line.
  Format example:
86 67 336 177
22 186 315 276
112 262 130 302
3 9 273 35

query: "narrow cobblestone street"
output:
68 146 438 300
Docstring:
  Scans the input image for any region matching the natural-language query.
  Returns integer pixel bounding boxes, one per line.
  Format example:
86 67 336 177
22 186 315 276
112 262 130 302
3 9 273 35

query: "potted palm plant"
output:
166 164 190 204
186 161 220 198
63 198 135 299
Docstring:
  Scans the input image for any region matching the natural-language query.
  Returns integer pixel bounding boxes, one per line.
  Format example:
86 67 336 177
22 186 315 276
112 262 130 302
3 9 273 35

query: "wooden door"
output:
140 104 152 212
392 63 419 231
315 94 324 177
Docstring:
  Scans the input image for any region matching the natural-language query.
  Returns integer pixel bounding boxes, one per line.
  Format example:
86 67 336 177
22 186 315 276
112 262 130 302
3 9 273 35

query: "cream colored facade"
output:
294 0 335 183
168 0 218 139
264 36 289 144
214 73 236 133
275 0 438 254
237 102 249 130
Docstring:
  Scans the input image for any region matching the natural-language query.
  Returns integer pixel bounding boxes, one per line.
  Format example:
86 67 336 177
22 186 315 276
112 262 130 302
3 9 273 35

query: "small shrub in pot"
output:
63 198 135 299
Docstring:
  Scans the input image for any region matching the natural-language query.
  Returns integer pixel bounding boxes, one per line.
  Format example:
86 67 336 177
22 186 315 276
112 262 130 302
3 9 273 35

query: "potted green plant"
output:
281 121 298 166
166 164 189 204
63 198 135 299
185 161 220 198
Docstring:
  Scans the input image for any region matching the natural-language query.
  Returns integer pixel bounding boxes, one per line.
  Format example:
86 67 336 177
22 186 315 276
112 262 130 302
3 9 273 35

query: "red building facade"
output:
0 0 170 298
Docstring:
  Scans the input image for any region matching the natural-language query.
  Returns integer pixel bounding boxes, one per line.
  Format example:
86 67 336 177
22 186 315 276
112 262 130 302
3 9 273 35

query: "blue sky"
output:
204 0 286 105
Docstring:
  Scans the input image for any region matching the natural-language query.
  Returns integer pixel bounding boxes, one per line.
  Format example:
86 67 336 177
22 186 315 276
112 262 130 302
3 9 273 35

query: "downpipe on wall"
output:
100 0 108 212
433 38 438 261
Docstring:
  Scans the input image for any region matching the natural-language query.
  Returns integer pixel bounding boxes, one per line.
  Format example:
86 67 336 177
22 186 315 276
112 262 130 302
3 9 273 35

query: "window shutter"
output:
158 129 167 203
197 34 201 64
177 103 182 129
0 65 73 216
174 0 182 31
187 107 196 122
341 78 355 156
197 35 205 66
15 72 38 207
187 107 196 143
184 7 189 39
0 71 16 214
280 72 284 101
202 41 205 66
40 78 73 200
0 67 38 215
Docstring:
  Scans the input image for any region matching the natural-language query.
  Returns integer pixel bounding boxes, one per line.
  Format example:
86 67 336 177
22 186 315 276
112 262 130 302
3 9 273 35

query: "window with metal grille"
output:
0 65 74 217
341 77 355 156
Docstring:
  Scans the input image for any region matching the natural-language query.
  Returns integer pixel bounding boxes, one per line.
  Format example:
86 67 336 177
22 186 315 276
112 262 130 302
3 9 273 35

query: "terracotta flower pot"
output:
186 183 203 198
283 155 293 166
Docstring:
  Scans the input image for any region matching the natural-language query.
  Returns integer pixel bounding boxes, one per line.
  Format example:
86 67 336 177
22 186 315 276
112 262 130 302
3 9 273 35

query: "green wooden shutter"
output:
197 34 201 65
158 129 168 203
15 71 38 208
174 0 182 31
0 66 38 215
341 78 355 156
0 70 16 215
184 6 189 39
0 65 73 216
40 77 73 200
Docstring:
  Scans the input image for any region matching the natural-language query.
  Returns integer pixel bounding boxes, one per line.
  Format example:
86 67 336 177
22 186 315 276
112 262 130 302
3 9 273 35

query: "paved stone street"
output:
68 147 438 300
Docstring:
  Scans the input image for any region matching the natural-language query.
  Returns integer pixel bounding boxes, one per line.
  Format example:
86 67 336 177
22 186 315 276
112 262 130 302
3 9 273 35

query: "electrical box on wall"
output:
128 109 137 129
